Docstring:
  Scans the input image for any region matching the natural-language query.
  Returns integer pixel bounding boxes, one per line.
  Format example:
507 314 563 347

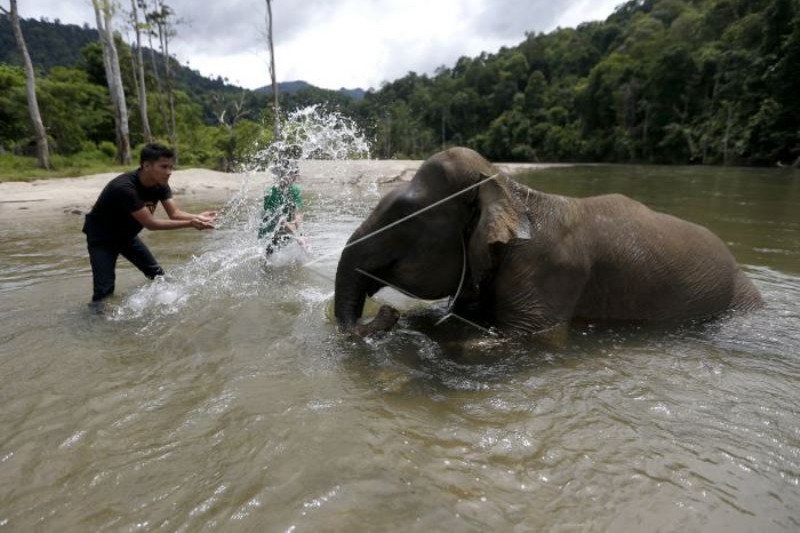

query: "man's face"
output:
142 157 174 186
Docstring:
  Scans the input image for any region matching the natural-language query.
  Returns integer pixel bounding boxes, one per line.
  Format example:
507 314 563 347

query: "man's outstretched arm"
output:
161 198 217 222
131 206 214 231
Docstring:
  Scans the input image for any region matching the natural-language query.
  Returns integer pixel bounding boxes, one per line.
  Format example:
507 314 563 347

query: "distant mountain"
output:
0 16 97 69
256 80 365 101
1 15 366 104
1 16 233 95
0 15 369 135
255 80 312 94
339 87 366 100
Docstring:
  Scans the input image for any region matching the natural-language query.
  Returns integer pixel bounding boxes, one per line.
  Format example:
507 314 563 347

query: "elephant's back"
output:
574 194 752 321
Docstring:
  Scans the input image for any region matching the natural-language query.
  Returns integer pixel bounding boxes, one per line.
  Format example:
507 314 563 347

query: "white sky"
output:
14 0 622 91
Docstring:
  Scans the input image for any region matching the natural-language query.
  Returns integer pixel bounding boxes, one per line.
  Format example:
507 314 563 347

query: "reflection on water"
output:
0 165 799 531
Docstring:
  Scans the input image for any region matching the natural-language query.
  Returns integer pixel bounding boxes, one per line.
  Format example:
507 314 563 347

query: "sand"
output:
0 159 563 221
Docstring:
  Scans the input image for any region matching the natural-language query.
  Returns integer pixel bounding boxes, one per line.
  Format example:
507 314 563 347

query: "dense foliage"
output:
358 0 800 166
1 0 798 172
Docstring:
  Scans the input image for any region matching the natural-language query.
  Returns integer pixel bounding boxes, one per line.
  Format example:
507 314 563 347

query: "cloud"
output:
479 0 565 38
15 0 94 26
16 0 621 90
269 0 619 89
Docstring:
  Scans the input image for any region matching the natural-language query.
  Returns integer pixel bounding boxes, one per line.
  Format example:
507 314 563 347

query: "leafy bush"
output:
98 141 116 159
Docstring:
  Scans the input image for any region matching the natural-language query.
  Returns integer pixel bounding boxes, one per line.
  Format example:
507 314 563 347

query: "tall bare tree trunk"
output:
93 0 132 165
131 0 152 143
155 0 177 151
5 0 50 169
106 6 132 164
266 0 280 138
441 107 446 150
162 26 177 150
641 100 650 162
124 25 143 147
145 15 168 135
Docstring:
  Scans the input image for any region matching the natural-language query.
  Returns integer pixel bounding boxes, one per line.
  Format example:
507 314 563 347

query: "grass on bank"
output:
0 152 131 183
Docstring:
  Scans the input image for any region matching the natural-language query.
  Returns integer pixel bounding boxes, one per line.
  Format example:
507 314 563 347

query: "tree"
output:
133 18 164 138
265 0 280 137
211 89 251 171
129 0 152 142
2 0 50 168
148 0 177 149
92 0 132 164
761 0 800 166
38 67 113 154
0 66 29 147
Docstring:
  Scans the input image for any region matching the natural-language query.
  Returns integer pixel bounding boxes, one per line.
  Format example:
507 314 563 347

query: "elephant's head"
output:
334 147 532 334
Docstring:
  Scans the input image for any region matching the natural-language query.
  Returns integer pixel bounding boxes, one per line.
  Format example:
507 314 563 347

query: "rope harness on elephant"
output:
436 237 467 326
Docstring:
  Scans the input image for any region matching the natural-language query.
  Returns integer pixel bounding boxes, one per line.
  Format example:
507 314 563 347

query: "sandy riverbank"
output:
0 159 565 221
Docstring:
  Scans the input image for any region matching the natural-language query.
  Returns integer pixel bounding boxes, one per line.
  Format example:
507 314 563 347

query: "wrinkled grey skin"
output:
334 147 763 336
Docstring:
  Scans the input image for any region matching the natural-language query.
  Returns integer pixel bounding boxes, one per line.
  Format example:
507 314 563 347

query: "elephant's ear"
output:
467 172 531 286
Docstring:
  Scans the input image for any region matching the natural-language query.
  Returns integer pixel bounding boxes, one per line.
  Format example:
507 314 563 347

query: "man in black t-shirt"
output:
83 143 217 306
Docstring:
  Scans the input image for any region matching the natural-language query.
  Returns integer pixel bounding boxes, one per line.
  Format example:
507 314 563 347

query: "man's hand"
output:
194 211 217 228
190 216 215 230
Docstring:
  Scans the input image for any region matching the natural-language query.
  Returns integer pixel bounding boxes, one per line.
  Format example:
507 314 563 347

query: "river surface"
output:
1 165 799 531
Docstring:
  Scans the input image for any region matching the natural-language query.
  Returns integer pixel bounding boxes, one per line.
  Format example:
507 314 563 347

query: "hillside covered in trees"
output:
0 11 358 171
358 0 800 166
2 0 799 171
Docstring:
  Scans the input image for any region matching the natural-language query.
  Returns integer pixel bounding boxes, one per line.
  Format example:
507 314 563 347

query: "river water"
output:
1 164 799 531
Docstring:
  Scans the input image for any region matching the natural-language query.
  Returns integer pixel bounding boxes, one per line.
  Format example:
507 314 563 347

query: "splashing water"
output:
112 105 371 323
239 105 371 174
217 104 371 231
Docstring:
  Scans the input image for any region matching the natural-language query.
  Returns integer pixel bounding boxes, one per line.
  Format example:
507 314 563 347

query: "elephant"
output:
334 147 763 337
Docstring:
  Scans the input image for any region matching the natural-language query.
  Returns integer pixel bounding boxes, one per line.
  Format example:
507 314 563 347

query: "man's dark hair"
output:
140 143 175 165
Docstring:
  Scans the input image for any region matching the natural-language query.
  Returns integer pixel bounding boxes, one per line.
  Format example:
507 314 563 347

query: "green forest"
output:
2 0 799 178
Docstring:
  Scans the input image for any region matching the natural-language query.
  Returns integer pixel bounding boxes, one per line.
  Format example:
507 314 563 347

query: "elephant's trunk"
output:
335 242 401 336
354 304 400 337
334 247 369 331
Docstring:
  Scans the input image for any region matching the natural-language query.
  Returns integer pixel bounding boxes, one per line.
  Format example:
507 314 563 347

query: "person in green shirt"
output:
258 171 304 255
